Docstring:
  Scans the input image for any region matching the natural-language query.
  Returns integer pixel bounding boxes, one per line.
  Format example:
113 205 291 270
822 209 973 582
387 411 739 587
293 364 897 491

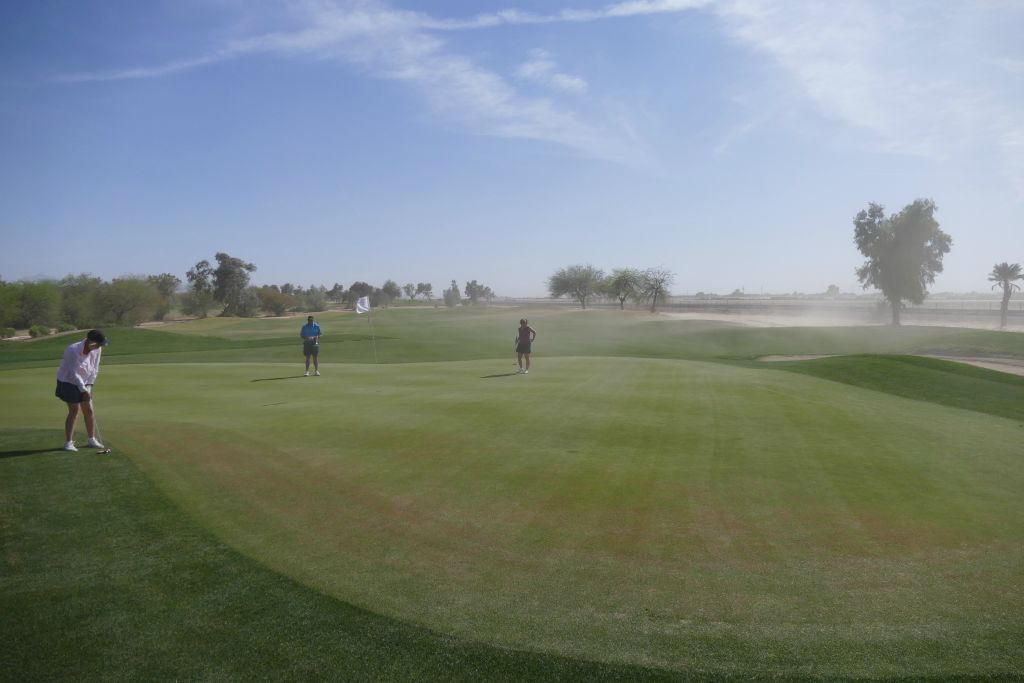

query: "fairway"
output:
3 308 1023 679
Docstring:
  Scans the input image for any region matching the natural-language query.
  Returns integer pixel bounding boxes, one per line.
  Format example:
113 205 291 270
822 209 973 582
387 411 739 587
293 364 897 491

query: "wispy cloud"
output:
421 0 711 29
713 0 1024 192
515 49 587 94
55 0 707 166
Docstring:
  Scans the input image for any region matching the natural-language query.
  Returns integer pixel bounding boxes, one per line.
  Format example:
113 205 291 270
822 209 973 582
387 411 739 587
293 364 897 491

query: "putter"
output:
90 400 112 454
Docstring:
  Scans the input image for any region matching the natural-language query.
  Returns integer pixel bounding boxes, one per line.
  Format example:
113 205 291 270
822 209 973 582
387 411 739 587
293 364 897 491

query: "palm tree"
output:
989 262 1022 329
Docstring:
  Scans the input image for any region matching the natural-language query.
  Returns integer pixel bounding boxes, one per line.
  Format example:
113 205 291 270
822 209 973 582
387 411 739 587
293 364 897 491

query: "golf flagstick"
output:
356 296 378 364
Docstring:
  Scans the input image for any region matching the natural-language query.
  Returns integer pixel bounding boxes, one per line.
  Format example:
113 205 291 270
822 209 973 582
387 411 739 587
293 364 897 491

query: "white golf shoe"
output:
314 370 320 376
87 437 105 449
63 441 78 452
304 371 310 377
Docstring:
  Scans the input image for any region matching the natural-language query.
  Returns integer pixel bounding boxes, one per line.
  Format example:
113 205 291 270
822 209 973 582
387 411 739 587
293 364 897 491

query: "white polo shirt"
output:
56 340 102 393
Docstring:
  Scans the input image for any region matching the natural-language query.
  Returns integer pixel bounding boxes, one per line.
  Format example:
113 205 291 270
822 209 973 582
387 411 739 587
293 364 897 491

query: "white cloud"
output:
421 0 711 29
56 1 664 166
515 49 588 94
713 0 1024 191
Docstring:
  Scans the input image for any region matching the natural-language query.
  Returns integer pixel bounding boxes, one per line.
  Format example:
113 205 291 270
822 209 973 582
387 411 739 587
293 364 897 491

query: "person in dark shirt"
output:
515 318 537 374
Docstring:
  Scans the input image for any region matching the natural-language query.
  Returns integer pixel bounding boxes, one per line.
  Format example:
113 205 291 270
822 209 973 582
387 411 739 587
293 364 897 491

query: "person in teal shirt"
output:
300 315 321 376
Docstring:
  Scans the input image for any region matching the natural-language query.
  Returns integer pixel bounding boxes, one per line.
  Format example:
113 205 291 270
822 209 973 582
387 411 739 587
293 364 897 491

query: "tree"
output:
464 280 492 305
184 259 215 318
415 282 433 301
443 280 461 308
379 280 402 307
825 284 840 298
301 285 327 312
989 262 1022 330
639 267 675 313
547 264 605 309
346 281 374 307
0 278 19 329
212 252 257 316
17 280 61 328
854 199 952 325
259 286 297 316
403 283 416 301
58 274 103 328
95 277 161 326
147 273 181 321
328 283 346 302
233 286 262 318
604 268 642 310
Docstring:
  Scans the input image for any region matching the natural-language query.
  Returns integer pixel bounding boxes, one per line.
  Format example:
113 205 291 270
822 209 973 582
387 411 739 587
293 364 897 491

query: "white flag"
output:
356 296 370 314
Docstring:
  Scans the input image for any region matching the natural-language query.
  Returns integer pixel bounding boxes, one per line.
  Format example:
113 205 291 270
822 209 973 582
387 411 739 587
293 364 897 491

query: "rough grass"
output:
2 308 1023 680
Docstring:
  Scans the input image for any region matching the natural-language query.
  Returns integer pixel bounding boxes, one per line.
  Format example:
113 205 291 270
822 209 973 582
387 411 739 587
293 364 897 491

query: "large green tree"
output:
58 274 103 328
212 252 257 317
854 199 952 325
17 280 61 328
989 262 1022 330
96 277 161 326
548 264 605 309
184 260 215 318
0 278 20 329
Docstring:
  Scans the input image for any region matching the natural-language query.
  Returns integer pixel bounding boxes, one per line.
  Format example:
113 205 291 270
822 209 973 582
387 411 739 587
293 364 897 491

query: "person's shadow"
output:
250 376 305 382
480 372 520 379
0 448 61 460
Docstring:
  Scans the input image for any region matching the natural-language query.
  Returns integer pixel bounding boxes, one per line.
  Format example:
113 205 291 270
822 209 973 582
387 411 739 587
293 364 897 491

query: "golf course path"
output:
759 354 1024 377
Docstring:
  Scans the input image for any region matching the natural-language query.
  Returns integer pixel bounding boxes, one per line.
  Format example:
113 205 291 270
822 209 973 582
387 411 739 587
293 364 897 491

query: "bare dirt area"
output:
657 310 1024 332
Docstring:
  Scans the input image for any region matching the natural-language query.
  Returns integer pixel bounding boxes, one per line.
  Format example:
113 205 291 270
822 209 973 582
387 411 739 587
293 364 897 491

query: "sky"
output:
1 0 1022 297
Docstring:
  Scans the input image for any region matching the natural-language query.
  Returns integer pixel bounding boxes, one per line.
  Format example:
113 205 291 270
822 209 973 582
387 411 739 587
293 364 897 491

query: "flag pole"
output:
356 296 378 364
367 308 378 364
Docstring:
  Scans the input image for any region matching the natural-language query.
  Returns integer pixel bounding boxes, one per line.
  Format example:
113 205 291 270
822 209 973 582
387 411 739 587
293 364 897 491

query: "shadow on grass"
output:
250 376 305 382
0 447 62 460
480 372 521 379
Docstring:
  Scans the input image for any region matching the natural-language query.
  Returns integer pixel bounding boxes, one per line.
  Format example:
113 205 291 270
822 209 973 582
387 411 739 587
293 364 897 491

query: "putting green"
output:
5 347 1022 676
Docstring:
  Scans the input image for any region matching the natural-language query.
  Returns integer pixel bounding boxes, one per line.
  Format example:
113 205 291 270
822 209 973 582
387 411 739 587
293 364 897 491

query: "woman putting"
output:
515 318 537 374
55 329 108 452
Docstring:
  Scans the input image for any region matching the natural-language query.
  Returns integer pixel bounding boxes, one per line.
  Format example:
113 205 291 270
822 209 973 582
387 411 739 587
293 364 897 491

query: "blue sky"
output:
1 0 1022 297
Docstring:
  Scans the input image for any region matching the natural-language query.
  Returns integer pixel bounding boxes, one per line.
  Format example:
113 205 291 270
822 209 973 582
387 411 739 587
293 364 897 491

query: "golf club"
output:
90 399 112 454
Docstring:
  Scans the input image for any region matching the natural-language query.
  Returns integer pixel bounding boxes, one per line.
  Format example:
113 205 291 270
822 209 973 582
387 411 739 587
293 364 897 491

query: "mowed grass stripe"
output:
767 354 1024 422
4 357 1019 676
0 429 701 682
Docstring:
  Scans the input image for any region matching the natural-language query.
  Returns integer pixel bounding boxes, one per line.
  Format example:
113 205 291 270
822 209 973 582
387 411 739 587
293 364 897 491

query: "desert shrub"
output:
57 323 76 333
1 327 16 339
29 324 51 338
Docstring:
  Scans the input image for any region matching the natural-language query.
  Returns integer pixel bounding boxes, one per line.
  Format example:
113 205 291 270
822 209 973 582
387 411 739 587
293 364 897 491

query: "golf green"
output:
2 309 1023 679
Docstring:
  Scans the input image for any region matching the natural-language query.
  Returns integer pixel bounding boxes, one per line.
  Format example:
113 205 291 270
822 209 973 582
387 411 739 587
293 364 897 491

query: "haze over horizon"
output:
2 1 1021 298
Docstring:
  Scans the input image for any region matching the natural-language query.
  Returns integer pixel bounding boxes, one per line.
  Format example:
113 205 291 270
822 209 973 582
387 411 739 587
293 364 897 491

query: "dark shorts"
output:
516 342 532 354
303 340 320 357
56 380 86 404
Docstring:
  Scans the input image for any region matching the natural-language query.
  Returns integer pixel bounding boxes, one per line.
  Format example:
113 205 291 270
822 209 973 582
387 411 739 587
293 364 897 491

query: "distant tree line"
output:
547 265 676 312
0 249 498 337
